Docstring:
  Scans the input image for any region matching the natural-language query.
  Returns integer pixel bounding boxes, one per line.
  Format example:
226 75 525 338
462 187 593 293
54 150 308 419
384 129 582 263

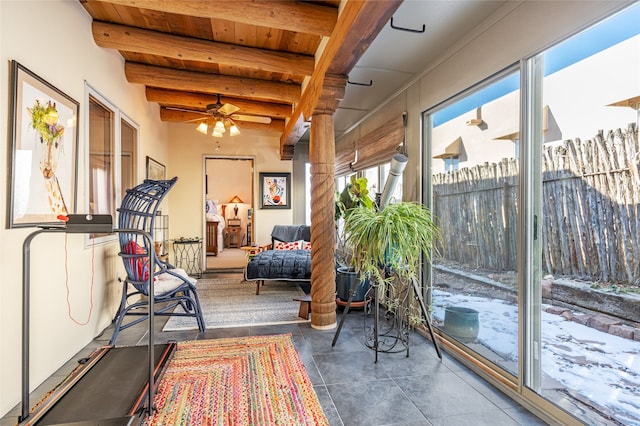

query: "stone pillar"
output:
309 74 346 329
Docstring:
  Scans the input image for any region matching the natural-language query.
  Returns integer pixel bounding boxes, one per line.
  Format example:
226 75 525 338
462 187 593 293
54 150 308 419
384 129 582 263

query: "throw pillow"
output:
274 240 301 250
124 240 150 281
302 241 312 250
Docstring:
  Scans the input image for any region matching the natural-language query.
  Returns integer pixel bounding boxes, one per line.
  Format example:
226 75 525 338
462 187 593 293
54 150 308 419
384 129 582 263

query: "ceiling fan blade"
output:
166 106 208 115
230 114 272 124
219 102 240 116
184 117 207 123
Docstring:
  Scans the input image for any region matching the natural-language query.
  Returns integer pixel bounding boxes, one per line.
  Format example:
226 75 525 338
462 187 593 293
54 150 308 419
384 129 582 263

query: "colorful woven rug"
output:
145 334 328 425
162 276 308 330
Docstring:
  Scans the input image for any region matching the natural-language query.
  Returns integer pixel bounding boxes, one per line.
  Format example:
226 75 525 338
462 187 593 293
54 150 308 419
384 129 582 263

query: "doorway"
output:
204 156 254 270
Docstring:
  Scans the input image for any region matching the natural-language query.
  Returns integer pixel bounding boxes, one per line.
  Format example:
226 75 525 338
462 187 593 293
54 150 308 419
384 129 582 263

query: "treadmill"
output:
19 215 176 425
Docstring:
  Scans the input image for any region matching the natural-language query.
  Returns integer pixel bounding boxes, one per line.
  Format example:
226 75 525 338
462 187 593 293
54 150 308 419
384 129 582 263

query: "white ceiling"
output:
332 0 507 138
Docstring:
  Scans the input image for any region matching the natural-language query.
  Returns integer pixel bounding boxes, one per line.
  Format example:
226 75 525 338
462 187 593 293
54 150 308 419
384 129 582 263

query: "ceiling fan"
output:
170 94 271 137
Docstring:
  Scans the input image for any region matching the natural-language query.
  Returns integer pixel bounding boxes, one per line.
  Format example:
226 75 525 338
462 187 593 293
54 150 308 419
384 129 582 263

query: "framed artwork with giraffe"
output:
7 60 79 228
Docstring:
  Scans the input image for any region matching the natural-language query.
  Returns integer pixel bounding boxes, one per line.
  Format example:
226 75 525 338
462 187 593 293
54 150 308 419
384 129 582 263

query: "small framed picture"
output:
146 156 166 180
259 172 290 209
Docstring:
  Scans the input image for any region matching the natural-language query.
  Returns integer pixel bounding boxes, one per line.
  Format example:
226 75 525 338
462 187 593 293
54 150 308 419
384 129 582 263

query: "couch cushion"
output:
154 268 196 295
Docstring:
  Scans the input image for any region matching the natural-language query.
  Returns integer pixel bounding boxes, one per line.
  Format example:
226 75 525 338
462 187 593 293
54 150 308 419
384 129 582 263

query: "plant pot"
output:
444 306 479 343
336 266 370 303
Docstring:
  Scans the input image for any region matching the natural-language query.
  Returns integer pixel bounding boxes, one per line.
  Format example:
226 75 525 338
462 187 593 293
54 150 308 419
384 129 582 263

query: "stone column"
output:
309 74 346 329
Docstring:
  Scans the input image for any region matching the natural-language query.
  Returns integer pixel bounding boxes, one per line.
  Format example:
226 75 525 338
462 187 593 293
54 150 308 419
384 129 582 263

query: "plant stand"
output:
363 284 411 362
332 271 442 362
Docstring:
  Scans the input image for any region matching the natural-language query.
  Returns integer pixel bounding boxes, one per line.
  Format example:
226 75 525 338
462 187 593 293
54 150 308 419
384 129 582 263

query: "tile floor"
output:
2 292 547 426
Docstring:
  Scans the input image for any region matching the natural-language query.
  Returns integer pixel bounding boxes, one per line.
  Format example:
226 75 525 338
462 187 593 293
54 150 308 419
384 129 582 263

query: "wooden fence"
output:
433 125 639 285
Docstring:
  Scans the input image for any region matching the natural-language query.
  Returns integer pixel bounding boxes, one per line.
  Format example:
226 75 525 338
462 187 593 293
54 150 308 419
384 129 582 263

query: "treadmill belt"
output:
31 344 174 425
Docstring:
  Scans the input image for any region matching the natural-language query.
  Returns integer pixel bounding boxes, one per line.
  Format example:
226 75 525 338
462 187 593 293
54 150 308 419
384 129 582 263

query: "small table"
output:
173 238 202 278
293 294 312 320
226 226 243 248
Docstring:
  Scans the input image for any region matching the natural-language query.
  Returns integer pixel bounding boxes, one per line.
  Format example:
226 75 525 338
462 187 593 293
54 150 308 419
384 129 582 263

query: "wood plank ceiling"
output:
79 0 402 159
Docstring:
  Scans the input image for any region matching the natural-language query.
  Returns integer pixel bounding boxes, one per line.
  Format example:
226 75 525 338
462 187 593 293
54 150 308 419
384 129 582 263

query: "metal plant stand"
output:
333 269 442 362
363 282 412 361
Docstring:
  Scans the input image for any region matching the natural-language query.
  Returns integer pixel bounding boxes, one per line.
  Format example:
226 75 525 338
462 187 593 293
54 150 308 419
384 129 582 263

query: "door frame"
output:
202 155 255 267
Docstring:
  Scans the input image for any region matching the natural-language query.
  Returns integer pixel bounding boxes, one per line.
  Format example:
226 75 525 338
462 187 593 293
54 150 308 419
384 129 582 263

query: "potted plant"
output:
342 201 440 326
334 176 374 304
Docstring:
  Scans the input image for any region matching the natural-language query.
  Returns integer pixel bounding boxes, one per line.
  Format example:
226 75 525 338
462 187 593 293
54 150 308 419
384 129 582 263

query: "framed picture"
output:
259 172 291 209
146 156 166 180
7 60 79 228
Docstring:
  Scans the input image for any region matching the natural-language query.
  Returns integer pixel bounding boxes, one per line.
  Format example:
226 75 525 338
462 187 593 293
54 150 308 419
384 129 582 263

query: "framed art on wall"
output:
7 60 79 228
146 156 166 180
259 172 290 209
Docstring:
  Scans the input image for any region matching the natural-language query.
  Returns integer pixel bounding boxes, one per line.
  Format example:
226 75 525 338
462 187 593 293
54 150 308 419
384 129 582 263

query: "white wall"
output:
0 0 170 416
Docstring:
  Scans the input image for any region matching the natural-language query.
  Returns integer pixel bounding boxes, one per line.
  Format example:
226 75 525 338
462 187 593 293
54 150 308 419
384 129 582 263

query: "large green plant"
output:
342 202 440 323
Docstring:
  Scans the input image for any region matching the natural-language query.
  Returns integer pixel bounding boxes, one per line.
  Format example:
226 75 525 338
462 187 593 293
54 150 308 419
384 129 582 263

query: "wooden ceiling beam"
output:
146 88 292 119
160 107 284 133
280 0 402 150
327 1 402 75
125 62 300 104
87 0 337 37
92 21 314 77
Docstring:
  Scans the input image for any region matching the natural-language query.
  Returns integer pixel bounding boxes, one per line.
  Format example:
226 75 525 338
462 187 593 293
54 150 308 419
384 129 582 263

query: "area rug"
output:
145 334 328 425
163 276 309 330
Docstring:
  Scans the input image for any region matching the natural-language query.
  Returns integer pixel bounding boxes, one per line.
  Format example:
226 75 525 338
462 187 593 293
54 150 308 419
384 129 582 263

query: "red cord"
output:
64 234 94 325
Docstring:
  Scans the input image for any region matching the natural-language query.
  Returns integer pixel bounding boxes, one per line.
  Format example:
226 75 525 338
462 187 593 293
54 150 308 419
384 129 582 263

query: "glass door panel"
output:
429 69 521 377
536 5 640 424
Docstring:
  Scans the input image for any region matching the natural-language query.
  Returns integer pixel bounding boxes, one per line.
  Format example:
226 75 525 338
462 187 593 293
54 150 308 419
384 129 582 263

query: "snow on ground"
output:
432 289 640 425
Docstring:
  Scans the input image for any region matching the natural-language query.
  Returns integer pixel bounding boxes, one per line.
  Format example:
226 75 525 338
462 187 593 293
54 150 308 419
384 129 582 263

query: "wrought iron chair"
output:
110 177 205 345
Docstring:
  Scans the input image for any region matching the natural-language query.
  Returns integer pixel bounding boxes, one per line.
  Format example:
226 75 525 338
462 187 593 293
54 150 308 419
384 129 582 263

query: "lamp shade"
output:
229 122 241 136
196 121 209 134
214 119 226 134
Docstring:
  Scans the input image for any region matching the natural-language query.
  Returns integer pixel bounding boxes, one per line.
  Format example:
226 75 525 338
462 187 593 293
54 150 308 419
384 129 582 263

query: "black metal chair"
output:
110 177 205 345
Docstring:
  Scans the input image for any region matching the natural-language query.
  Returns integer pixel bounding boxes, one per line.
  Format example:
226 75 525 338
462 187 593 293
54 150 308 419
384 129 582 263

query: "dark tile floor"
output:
2 300 547 426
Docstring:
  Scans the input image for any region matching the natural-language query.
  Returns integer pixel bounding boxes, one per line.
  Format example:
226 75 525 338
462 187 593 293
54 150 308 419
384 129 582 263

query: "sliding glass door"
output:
424 4 640 424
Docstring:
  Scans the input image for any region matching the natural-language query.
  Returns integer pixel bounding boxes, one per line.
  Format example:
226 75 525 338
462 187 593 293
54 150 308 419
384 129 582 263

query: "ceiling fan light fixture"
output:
196 121 209 134
227 119 240 136
186 94 254 137
229 123 241 137
214 118 226 134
